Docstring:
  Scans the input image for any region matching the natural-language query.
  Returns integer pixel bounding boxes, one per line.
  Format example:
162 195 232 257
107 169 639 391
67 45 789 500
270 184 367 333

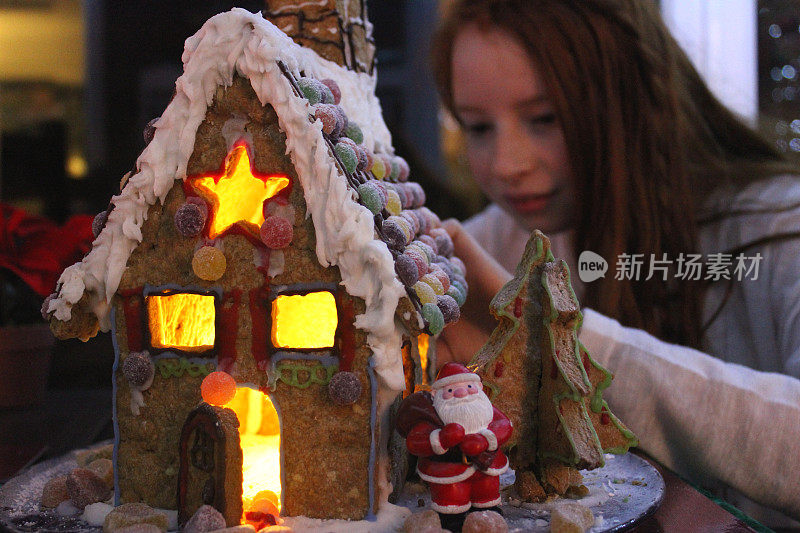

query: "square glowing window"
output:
271 291 338 350
147 293 216 352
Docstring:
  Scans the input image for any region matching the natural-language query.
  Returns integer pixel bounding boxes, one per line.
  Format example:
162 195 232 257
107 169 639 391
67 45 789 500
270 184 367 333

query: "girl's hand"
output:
437 219 512 367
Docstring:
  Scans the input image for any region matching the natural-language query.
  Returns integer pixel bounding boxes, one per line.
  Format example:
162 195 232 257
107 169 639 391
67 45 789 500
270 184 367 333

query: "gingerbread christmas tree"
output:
469 231 637 501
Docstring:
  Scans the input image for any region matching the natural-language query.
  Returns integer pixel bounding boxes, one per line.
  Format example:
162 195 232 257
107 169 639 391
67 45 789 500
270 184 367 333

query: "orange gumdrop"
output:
201 371 236 405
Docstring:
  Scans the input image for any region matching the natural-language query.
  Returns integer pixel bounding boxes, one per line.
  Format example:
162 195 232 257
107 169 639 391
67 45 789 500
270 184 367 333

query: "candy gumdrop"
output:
184 505 226 533
174 202 207 238
400 210 420 235
298 77 324 105
404 248 428 277
143 117 159 145
413 281 437 305
260 216 293 249
407 182 426 208
92 210 109 238
436 294 460 324
422 302 445 335
370 156 387 179
66 468 111 509
396 157 410 181
381 218 406 249
421 273 445 295
328 371 362 406
434 231 454 257
122 351 155 390
462 510 508 533
389 158 401 180
386 189 402 216
413 239 436 262
320 78 341 105
429 264 451 293
358 182 386 214
334 142 358 174
434 259 454 280
314 103 339 135
417 207 441 229
450 256 466 277
387 215 412 244
192 246 226 281
201 371 236 406
330 105 347 139
447 285 466 307
395 254 419 287
344 122 364 144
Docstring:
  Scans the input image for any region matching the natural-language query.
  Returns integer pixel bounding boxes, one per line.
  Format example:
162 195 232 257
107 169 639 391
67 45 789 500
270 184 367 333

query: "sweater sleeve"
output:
579 308 800 520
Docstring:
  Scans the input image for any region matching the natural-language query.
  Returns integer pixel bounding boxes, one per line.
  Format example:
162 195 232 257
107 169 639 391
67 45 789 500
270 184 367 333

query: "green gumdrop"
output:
447 285 466 307
334 142 358 174
297 78 323 105
422 302 445 335
358 183 383 214
344 122 364 144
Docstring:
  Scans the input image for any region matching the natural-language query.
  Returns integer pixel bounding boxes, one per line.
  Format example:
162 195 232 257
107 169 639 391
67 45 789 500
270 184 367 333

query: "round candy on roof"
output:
422 302 445 335
421 273 445 295
395 254 420 286
396 157 410 182
92 210 109 238
370 156 387 180
407 182 426 208
320 78 341 105
314 104 339 135
386 189 402 216
429 264 451 293
358 182 386 214
334 142 358 174
192 246 226 281
434 232 454 257
389 158 401 181
343 122 364 144
413 280 437 305
450 256 466 277
355 144 369 171
298 77 325 105
382 217 406 249
404 248 428 277
434 258 454 280
400 210 420 235
413 239 436 262
447 285 466 307
436 294 461 323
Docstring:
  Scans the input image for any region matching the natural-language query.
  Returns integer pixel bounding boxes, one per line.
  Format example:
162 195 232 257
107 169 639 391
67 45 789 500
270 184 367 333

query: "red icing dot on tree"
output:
513 297 523 318
494 361 504 378
201 371 236 406
260 216 293 249
601 412 611 425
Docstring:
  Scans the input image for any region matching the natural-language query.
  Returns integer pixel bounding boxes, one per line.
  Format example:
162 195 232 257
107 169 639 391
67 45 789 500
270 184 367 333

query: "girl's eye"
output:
463 121 493 138
467 384 472 388
448 389 453 393
528 112 557 127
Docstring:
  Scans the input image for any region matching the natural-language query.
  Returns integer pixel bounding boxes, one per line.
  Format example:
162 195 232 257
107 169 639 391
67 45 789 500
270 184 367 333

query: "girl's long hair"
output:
433 0 799 348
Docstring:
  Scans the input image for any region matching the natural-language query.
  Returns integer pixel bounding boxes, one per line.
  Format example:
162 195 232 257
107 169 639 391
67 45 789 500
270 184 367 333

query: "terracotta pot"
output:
0 323 54 407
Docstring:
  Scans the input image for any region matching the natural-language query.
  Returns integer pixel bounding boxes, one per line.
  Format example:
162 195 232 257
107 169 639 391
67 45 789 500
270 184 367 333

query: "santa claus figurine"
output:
396 362 512 529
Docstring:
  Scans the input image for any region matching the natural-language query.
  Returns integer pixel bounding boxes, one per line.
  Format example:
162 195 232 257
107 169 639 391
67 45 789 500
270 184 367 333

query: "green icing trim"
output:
155 357 216 379
274 360 337 389
483 380 500 401
542 322 592 396
596 398 638 452
578 340 614 413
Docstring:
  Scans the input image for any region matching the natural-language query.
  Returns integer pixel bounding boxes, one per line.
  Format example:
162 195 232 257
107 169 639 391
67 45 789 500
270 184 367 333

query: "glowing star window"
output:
271 291 338 350
189 142 290 238
147 293 216 352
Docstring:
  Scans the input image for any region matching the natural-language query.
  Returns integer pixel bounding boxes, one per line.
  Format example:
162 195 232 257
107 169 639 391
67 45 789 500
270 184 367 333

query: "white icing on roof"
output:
49 8 407 390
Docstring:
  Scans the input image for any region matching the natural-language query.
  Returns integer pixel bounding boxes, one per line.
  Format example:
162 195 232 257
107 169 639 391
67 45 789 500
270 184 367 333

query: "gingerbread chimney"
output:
263 0 376 74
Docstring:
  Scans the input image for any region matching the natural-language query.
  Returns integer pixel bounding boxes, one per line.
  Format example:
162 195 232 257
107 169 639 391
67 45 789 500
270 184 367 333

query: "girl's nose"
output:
454 387 468 398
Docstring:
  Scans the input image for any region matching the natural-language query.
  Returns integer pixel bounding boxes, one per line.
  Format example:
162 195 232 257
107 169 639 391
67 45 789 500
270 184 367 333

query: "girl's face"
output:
451 25 576 233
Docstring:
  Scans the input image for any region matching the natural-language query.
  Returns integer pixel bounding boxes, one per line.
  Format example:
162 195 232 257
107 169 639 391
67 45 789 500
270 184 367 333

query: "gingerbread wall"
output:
112 76 379 519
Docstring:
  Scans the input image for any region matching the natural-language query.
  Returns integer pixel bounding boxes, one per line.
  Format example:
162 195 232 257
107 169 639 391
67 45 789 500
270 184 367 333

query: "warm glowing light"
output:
418 333 430 376
271 292 338 349
147 293 215 351
190 144 289 238
228 387 281 519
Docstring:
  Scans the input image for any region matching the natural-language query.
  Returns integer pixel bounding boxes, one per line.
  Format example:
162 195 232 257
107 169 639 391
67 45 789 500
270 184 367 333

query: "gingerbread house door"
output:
178 403 243 527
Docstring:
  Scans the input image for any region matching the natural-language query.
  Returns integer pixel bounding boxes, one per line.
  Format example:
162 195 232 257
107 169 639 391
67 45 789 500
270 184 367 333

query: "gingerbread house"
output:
46 5 466 529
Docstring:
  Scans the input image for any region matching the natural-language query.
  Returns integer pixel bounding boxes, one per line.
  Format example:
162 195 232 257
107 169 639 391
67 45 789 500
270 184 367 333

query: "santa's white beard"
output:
433 390 494 435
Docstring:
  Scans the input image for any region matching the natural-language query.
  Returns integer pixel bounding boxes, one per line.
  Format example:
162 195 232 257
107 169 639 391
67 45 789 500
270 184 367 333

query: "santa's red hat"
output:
432 362 480 390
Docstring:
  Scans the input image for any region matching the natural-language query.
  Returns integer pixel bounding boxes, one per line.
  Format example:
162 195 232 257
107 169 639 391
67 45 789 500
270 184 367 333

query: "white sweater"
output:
464 176 800 526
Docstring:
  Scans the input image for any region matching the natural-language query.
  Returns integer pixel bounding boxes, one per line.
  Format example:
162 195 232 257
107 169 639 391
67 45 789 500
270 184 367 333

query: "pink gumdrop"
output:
260 216 293 249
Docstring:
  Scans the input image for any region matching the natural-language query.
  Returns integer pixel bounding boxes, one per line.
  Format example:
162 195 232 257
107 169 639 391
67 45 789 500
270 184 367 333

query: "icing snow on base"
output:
281 501 411 532
49 9 406 390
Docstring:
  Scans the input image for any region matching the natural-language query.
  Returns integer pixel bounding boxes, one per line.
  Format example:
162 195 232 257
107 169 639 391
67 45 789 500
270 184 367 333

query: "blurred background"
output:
0 0 798 378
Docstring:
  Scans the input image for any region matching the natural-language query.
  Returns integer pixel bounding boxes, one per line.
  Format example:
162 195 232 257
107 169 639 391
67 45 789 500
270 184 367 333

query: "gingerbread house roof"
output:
47 9 464 391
